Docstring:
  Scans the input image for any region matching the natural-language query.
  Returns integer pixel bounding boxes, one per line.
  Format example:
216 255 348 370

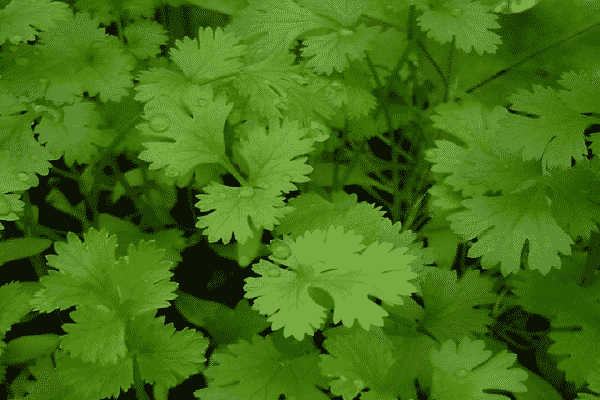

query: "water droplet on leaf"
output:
10 35 22 43
452 8 463 16
309 121 330 142
290 74 308 85
238 187 255 198
0 196 11 215
271 241 291 259
16 172 28 182
219 192 228 199
330 81 343 91
340 29 354 37
29 155 38 162
455 369 468 377
197 98 208 107
266 267 281 277
15 57 29 67
149 113 170 133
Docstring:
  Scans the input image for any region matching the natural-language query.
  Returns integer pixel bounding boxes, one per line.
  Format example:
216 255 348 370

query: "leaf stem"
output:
219 155 249 186
416 39 448 99
133 354 151 400
465 19 600 94
50 166 79 181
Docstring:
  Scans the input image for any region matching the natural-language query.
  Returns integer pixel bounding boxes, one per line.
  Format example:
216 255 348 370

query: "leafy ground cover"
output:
1 0 600 399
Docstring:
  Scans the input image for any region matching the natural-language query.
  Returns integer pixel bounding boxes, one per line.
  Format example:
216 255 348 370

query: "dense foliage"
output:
1 0 600 399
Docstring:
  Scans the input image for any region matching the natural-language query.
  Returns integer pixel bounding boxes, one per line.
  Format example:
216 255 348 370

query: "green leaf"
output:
301 24 382 76
430 337 528 400
137 85 234 178
0 0 71 45
195 183 294 245
417 0 502 55
238 117 317 193
244 225 419 340
0 334 60 364
298 0 371 26
173 290 240 344
0 237 52 265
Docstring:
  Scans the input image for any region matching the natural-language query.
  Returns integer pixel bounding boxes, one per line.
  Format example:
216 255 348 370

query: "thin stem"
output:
21 191 46 278
445 37 455 102
187 186 197 229
417 40 445 84
51 166 79 181
417 39 448 99
219 155 248 186
133 354 151 400
364 185 393 210
466 19 600 94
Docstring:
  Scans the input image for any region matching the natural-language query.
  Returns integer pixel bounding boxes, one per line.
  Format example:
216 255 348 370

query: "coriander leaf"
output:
297 0 370 26
430 337 528 400
244 225 418 341
137 85 234 178
0 0 70 45
238 117 317 194
301 24 382 76
195 183 294 245
418 0 502 55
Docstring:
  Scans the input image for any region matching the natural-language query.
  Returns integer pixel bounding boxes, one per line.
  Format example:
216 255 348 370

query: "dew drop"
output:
228 109 242 125
219 192 228 199
29 155 38 162
385 5 393 10
330 81 343 91
0 196 11 215
452 8 463 16
16 172 28 182
266 267 281 277
339 29 354 37
546 195 552 206
354 380 365 389
15 57 29 67
309 121 330 142
165 169 178 177
10 35 22 44
238 187 255 198
149 113 170 133
271 241 291 259
455 369 468 377
290 74 308 85
197 98 208 107
96 304 110 313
